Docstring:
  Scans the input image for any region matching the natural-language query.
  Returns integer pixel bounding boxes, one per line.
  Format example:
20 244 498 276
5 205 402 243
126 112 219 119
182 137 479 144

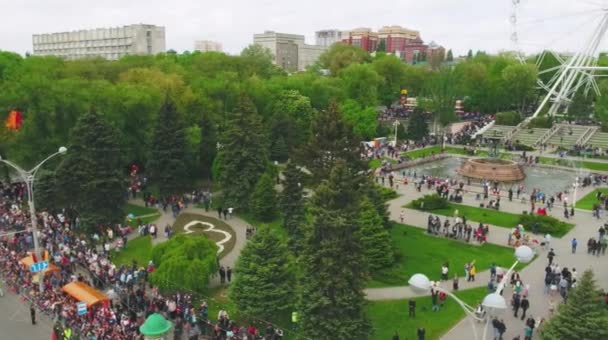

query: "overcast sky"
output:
2 0 607 56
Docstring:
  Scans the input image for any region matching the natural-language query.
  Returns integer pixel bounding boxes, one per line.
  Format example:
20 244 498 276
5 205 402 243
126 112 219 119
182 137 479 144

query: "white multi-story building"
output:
32 24 166 60
194 40 223 53
315 29 348 47
253 31 327 72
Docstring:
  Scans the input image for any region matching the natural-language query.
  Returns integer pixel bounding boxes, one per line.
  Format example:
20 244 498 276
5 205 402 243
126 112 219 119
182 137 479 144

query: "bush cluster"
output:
518 214 572 237
410 194 448 211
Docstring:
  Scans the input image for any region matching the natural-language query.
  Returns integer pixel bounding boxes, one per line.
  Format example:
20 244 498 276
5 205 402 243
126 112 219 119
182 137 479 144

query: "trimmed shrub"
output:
495 111 522 126
378 186 398 201
410 194 448 211
518 214 573 237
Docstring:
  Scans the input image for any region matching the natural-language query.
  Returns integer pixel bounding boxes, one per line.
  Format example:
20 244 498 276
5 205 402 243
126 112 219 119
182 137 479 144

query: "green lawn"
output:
122 203 159 217
369 224 527 288
576 189 608 210
111 236 153 267
239 213 288 241
406 201 521 229
539 157 608 172
125 214 161 227
368 287 488 340
172 213 236 258
369 157 397 169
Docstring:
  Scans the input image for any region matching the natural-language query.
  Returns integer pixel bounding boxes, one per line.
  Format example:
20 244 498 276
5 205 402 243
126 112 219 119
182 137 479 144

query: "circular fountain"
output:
457 158 525 182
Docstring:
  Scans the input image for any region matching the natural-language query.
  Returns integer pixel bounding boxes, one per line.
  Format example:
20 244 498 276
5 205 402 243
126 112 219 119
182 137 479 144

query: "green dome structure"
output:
139 313 173 339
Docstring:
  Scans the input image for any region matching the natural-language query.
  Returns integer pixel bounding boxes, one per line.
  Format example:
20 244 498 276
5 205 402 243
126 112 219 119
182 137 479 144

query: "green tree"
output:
407 108 430 141
567 90 594 123
541 270 608 340
319 43 371 75
446 49 454 62
339 63 382 107
595 80 608 127
240 44 284 78
467 49 473 59
229 226 295 319
249 172 278 222
216 95 269 208
339 99 378 139
298 162 371 340
270 135 289 162
357 197 393 270
421 67 459 134
495 111 522 126
150 234 218 292
147 99 189 195
280 161 306 254
501 63 538 114
199 112 217 179
376 40 386 52
372 55 407 106
34 170 58 211
296 102 364 184
55 110 126 231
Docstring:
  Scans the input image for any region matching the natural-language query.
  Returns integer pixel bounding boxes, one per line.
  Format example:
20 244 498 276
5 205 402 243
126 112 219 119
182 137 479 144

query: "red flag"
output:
5 110 22 130
31 253 37 263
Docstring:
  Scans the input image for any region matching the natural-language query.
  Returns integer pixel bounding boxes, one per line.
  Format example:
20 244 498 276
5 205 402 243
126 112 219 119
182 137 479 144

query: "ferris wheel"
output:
510 0 608 119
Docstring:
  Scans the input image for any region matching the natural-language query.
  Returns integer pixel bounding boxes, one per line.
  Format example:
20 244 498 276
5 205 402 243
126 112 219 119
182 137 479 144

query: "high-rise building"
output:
194 40 223 52
315 29 347 47
341 28 378 52
253 31 327 72
32 24 165 60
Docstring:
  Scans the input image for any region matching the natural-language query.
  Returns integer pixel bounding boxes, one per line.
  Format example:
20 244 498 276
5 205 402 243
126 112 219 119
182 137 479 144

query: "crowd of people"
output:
0 182 283 339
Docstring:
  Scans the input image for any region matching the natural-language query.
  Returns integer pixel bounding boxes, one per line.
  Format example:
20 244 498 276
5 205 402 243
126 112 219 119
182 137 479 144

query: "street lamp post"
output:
0 146 67 293
409 273 484 340
481 245 535 340
393 120 400 147
409 245 535 340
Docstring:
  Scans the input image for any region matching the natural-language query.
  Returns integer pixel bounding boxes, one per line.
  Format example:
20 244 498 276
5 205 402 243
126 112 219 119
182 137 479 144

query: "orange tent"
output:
62 281 109 307
20 255 59 275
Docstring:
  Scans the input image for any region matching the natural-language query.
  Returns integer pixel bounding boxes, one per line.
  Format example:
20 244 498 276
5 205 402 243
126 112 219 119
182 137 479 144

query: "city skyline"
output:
2 0 607 57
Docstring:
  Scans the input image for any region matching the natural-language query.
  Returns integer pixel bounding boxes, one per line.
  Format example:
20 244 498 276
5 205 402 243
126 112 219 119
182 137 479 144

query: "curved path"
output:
126 198 249 287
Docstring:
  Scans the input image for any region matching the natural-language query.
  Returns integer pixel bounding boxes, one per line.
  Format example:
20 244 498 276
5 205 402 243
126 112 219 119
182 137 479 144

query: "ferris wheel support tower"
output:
511 0 608 122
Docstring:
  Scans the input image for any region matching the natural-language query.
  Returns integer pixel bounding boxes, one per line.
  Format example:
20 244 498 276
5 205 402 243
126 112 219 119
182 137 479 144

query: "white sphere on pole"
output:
408 273 432 294
515 245 535 263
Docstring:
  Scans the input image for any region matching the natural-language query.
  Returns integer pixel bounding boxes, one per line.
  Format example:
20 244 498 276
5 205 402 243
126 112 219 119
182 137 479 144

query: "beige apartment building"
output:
194 40 223 52
32 24 166 60
253 31 326 72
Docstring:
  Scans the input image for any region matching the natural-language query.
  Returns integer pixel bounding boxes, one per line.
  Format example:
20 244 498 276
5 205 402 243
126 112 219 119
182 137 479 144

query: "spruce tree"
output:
446 49 454 62
297 102 364 184
249 172 277 222
298 162 371 340
199 112 217 180
55 110 126 231
229 226 295 320
270 136 289 162
147 99 189 196
280 161 306 254
407 108 430 142
217 95 269 209
357 197 393 270
34 169 58 211
542 270 608 339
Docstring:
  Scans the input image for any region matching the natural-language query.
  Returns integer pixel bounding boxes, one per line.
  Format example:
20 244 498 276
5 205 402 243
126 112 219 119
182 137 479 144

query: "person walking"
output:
547 248 556 265
512 294 521 318
219 266 226 284
30 304 36 325
469 263 477 281
441 264 449 281
571 238 577 254
520 296 530 320
417 327 426 340
226 266 232 283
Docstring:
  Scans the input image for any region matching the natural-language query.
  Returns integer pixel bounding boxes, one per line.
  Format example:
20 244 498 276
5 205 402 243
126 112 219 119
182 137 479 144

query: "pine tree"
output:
446 49 454 62
34 169 58 211
249 172 277 222
296 102 364 184
467 49 473 59
147 99 189 196
199 112 217 180
357 197 393 270
541 270 608 339
55 110 126 231
229 226 295 320
217 95 269 209
407 108 430 141
270 135 289 162
280 161 306 254
298 162 371 340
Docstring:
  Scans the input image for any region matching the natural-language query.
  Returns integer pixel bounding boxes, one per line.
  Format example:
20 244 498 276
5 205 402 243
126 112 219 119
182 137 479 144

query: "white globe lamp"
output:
409 273 432 294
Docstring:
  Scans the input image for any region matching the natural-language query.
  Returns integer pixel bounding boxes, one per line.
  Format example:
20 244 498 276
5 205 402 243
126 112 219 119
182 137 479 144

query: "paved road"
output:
0 290 52 340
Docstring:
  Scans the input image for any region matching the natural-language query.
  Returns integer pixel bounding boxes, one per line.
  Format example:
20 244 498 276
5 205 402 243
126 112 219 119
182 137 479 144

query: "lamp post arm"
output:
495 260 519 295
0 159 28 181
30 151 63 178
435 286 482 340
